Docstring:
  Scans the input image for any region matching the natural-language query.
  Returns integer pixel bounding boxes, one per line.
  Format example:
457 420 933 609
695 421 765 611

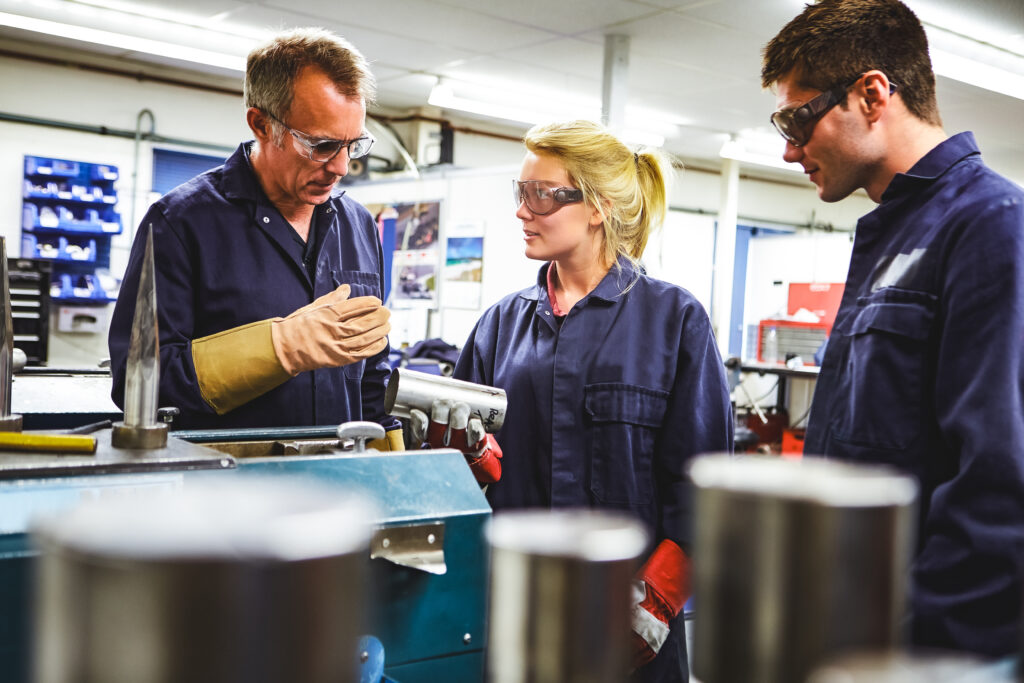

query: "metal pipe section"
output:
0 111 236 153
32 478 375 683
486 509 648 683
808 652 1007 683
386 368 507 432
688 455 918 683
131 108 156 241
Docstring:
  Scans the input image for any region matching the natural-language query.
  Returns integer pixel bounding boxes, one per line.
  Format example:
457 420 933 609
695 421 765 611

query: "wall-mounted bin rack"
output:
21 156 121 306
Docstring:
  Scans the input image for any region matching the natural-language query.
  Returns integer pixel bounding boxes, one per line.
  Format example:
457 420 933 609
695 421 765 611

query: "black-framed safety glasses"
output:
770 74 898 147
513 179 584 215
263 109 375 162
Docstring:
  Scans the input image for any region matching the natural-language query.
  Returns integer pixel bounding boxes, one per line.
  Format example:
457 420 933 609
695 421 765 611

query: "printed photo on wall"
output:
394 201 440 251
443 230 484 309
392 250 438 308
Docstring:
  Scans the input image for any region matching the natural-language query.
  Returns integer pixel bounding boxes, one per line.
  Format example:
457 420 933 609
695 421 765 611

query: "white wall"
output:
1 52 881 366
1 53 244 367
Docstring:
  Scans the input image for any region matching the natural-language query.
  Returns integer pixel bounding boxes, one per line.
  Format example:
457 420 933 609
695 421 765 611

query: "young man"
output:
763 0 1024 657
110 29 400 446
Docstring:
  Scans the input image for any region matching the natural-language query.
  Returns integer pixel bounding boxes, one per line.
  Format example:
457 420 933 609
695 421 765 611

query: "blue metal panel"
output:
0 450 491 683
224 451 489 520
152 148 226 195
0 536 31 683
380 215 396 304
220 451 491 677
385 651 485 683
729 226 752 357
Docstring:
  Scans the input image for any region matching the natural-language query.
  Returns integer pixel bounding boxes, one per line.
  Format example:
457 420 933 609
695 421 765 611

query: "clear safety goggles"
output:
512 179 583 215
264 109 375 162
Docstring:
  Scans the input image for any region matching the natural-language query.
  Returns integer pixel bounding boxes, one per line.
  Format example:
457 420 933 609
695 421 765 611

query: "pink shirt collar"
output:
545 262 567 317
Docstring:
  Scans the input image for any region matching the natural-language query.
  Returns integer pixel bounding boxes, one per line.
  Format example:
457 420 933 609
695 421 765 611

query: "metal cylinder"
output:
486 509 649 683
688 455 918 683
385 367 507 432
808 652 1004 683
32 478 375 683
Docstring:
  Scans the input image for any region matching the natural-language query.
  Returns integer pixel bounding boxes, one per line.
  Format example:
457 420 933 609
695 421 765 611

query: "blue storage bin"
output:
25 156 79 178
22 203 39 231
51 273 117 303
21 233 37 259
90 164 118 181
22 155 120 304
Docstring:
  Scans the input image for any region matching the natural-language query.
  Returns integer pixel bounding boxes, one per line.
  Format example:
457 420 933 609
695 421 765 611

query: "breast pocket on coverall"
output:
830 289 935 452
333 270 382 381
584 382 669 506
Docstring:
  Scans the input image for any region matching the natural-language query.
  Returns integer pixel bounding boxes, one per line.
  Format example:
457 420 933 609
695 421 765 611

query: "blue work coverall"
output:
109 142 395 430
455 258 734 682
805 133 1024 656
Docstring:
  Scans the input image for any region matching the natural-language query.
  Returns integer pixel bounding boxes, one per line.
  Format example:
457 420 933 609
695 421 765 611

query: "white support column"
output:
602 35 630 128
712 156 740 357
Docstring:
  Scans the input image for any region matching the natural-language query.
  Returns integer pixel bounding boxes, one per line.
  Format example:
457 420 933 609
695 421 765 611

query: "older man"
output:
110 28 399 446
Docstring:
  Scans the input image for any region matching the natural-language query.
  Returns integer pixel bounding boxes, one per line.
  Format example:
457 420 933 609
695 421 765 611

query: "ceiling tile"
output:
576 11 763 82
376 74 438 109
673 0 803 39
494 37 605 81
216 4 475 72
88 0 248 20
436 0 660 35
261 0 558 54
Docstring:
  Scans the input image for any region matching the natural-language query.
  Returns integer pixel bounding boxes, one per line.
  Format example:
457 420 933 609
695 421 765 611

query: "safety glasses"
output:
770 74 898 147
513 179 584 215
263 109 375 162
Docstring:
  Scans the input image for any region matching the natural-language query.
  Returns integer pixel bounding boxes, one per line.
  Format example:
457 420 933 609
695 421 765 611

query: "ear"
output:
587 198 607 228
246 107 274 143
859 70 893 124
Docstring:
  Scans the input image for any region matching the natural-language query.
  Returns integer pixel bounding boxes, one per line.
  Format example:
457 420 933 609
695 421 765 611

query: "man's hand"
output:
271 284 391 376
409 399 502 483
631 539 690 671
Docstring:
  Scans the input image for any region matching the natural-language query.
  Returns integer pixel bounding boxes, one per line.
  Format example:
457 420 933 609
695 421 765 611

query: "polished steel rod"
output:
122 225 159 428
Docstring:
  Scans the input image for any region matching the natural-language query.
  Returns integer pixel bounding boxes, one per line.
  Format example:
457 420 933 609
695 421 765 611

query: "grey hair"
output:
245 27 376 144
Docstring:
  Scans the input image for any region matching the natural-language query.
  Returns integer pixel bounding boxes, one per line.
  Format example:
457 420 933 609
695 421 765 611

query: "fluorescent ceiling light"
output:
915 14 1024 101
720 137 803 174
931 48 1024 101
428 81 546 125
428 80 666 146
0 10 247 71
913 2 1024 58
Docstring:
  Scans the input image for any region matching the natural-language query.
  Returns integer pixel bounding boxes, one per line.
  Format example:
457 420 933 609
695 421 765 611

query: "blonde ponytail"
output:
523 120 671 271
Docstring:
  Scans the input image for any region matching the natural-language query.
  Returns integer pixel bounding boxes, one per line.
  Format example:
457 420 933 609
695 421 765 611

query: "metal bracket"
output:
370 521 446 575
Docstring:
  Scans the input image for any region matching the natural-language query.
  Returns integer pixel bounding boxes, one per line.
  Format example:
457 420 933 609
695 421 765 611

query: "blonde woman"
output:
421 120 732 681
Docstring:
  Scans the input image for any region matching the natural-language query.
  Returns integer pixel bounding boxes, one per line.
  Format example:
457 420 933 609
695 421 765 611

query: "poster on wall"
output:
389 200 442 309
394 201 440 251
442 223 484 309
392 250 438 306
365 200 442 309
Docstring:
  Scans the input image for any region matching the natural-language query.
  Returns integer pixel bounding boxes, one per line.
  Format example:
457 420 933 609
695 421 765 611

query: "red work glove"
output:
409 400 502 484
630 539 691 671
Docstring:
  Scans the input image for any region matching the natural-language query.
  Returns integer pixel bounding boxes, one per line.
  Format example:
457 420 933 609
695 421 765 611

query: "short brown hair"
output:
245 27 375 134
762 0 941 126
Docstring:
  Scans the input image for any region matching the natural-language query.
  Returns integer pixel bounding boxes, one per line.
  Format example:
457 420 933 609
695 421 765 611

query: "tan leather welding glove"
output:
368 428 406 451
270 286 391 376
191 285 389 416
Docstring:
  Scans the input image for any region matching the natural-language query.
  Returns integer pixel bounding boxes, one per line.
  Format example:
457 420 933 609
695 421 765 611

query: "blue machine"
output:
0 440 491 683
